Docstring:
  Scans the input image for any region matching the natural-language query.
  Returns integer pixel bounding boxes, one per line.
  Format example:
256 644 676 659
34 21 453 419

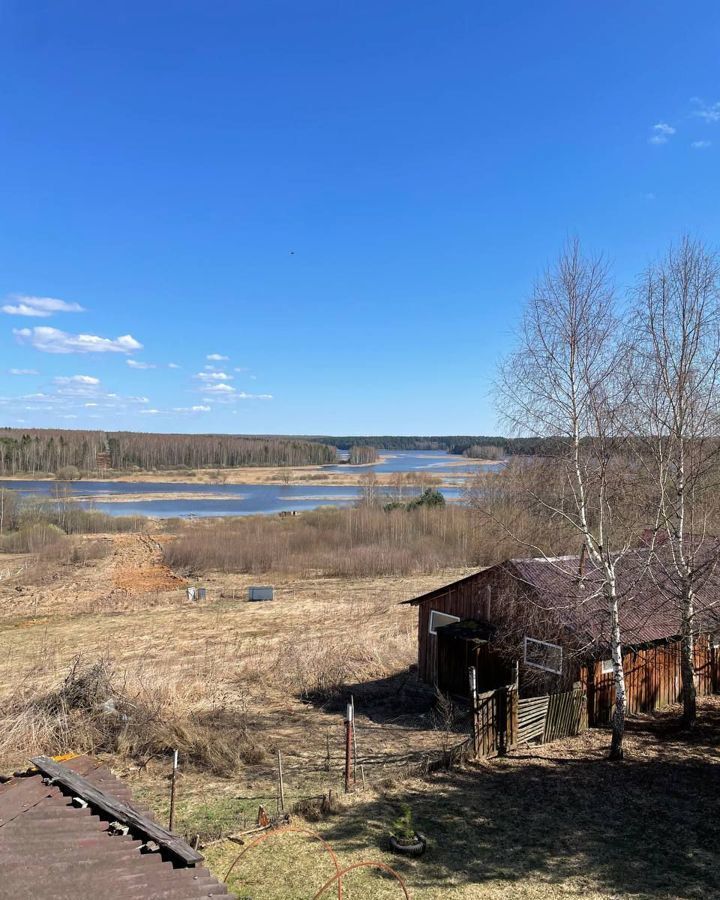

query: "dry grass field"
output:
2 529 720 899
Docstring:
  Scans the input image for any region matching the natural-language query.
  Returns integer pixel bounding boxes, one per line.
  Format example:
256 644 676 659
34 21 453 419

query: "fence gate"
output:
516 695 550 745
473 686 516 757
472 684 586 758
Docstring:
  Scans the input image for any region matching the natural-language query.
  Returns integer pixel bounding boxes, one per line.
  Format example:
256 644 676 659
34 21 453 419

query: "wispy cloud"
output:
691 140 712 149
173 405 211 413
139 408 160 415
649 122 676 145
53 375 100 385
9 368 39 376
195 371 232 382
1 295 84 317
691 97 720 123
14 327 142 354
202 384 272 403
207 353 228 361
126 359 156 369
167 362 181 369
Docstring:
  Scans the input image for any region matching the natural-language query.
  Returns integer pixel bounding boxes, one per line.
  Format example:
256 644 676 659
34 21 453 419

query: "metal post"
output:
344 703 353 793
468 666 478 756
277 749 285 813
168 749 178 831
350 695 357 784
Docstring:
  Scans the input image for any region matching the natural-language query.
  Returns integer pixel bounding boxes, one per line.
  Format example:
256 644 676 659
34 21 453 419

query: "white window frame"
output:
600 658 614 675
523 636 563 674
429 610 460 636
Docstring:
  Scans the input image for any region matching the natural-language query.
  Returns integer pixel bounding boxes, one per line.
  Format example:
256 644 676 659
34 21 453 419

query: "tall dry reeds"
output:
164 505 483 577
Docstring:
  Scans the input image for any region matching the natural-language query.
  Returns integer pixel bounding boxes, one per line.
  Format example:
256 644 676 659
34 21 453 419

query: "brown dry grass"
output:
0 531 460 778
3 529 719 898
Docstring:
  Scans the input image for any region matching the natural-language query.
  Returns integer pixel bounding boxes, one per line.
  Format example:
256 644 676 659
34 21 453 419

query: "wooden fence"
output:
472 685 586 758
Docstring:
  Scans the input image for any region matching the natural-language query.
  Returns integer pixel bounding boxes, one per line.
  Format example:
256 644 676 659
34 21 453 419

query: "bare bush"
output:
165 506 483 577
0 655 254 775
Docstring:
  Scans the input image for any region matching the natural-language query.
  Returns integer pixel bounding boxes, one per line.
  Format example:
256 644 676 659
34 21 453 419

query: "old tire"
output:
389 832 427 857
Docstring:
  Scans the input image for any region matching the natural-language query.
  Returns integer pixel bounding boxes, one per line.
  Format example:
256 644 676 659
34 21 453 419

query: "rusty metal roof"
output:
407 548 720 648
0 756 233 899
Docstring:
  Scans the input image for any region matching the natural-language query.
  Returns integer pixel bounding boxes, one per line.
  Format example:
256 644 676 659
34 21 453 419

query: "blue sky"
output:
1 1 719 435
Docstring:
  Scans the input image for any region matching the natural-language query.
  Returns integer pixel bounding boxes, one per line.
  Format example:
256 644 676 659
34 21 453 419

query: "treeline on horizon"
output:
0 428 336 474
301 435 564 455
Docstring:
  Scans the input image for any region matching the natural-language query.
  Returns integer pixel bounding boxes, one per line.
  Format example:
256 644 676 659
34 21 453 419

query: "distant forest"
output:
0 428 336 475
302 435 562 455
0 428 562 476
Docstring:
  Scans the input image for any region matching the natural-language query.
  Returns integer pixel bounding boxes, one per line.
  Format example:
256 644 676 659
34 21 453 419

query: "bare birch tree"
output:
628 237 720 726
496 239 630 759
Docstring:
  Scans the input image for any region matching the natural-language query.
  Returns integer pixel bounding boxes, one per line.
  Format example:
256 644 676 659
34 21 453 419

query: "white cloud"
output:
237 392 272 400
126 359 156 369
195 371 232 382
84 402 98 407
207 353 228 361
203 382 236 393
649 122 675 145
139 408 160 415
168 362 180 369
692 140 712 149
54 375 100 385
9 368 39 376
691 97 720 123
173 405 211 413
14 327 142 354
1 295 84 317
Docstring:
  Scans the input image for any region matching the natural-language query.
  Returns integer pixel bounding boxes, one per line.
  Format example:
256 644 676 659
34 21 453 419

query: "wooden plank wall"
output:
416 574 489 682
586 634 720 726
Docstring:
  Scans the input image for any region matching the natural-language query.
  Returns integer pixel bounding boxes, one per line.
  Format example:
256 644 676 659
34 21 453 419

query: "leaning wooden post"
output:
344 702 354 793
468 666 478 757
168 749 178 831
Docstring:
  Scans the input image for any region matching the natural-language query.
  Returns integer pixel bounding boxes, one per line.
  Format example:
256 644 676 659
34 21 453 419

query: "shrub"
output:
56 465 81 481
407 488 446 509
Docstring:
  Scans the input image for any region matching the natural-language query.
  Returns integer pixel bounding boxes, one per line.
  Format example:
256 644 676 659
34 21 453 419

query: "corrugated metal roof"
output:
0 756 233 900
407 548 720 648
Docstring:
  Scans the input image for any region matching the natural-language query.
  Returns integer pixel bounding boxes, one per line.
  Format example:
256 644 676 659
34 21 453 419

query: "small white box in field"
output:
248 586 274 601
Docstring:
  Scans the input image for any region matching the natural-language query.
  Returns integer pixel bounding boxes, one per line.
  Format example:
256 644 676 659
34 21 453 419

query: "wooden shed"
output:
405 551 720 726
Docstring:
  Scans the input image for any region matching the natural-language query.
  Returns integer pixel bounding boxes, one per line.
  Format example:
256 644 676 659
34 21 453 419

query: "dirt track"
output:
110 533 186 593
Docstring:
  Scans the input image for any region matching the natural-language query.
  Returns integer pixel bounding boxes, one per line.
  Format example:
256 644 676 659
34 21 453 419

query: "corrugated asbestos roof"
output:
0 756 233 900
408 547 720 648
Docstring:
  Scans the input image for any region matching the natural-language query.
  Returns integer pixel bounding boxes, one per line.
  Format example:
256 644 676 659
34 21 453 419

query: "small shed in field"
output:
405 551 720 725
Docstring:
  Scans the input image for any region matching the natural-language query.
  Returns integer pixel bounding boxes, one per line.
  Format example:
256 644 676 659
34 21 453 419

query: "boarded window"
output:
524 637 563 674
429 610 460 635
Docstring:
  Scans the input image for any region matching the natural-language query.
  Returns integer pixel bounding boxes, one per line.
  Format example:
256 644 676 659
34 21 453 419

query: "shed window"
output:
523 637 563 674
429 610 460 635
601 658 614 675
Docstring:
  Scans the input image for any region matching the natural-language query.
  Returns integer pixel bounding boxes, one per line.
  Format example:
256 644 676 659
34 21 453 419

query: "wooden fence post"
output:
497 688 508 756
